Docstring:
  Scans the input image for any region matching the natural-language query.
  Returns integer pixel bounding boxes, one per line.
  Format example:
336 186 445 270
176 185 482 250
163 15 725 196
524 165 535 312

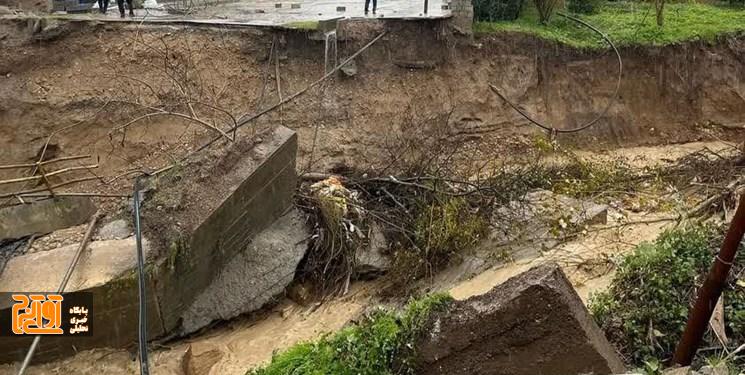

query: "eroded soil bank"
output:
1 15 744 375
0 19 744 191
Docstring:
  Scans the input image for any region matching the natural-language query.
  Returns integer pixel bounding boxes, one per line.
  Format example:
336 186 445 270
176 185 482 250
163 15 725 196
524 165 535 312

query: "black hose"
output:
132 176 150 375
490 12 623 134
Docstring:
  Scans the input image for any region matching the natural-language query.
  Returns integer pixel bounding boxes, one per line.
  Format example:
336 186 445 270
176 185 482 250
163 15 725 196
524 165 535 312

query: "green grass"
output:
247 294 453 375
474 1 745 48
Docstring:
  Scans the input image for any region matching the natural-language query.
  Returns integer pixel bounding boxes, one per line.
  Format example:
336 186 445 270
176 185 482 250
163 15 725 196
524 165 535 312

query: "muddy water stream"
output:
0 141 732 375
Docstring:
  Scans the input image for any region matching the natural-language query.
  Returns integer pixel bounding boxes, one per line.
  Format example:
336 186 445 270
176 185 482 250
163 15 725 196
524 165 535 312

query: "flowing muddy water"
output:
0 141 733 375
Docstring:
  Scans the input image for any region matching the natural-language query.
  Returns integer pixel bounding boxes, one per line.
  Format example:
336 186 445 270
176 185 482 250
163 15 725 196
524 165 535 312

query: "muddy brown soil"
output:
0 19 744 209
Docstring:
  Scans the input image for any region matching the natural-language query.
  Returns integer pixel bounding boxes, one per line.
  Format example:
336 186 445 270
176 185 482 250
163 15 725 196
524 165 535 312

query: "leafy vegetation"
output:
408 196 488 274
474 1 745 49
548 153 637 198
247 294 453 375
590 226 745 367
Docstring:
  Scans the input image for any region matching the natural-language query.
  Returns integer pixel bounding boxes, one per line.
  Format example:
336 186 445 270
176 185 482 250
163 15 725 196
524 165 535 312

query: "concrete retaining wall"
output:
0 125 301 364
142 125 298 335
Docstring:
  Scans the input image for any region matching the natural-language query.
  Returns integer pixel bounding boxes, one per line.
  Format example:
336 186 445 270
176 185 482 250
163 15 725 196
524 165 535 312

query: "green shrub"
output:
549 153 638 198
473 0 525 21
412 196 488 269
248 294 453 375
590 226 745 366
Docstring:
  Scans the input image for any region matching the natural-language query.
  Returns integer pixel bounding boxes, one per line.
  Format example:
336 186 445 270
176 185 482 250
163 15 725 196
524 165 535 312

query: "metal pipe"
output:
17 212 101 375
673 193 745 365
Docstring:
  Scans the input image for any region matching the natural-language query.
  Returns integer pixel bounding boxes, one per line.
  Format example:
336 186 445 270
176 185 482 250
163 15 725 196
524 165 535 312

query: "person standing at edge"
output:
97 0 109 13
364 0 376 15
117 0 134 18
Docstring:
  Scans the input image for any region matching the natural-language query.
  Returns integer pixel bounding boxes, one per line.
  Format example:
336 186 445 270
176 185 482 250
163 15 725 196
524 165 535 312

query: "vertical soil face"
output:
0 19 743 198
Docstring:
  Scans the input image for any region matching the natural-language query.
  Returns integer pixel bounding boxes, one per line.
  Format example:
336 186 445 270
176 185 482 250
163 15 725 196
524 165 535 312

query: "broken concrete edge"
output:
414 263 627 375
179 207 310 333
0 196 96 241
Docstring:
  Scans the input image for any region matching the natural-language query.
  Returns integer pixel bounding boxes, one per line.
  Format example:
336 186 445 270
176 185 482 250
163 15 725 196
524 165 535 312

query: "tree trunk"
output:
655 0 665 27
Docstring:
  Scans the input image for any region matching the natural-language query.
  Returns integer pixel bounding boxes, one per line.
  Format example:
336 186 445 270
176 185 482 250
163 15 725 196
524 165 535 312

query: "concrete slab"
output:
0 197 96 241
415 263 626 375
0 238 164 364
0 237 147 294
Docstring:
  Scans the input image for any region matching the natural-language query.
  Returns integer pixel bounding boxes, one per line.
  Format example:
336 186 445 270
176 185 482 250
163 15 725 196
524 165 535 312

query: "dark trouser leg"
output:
127 0 134 15
117 0 125 16
103 0 109 12
372 0 376 12
364 0 370 13
97 0 103 12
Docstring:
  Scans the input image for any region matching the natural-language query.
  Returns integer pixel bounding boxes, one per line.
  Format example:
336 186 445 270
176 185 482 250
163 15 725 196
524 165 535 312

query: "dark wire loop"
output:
490 12 623 134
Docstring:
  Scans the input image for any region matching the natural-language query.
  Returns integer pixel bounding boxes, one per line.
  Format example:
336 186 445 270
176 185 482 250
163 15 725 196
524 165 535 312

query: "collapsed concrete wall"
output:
0 125 305 364
142 125 299 335
415 263 625 375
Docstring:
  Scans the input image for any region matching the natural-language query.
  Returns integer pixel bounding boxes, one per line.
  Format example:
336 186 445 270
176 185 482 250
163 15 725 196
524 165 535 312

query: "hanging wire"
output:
490 12 623 134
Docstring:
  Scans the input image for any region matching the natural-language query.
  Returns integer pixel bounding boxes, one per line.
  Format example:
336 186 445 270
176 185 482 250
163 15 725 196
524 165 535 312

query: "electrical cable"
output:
132 176 150 375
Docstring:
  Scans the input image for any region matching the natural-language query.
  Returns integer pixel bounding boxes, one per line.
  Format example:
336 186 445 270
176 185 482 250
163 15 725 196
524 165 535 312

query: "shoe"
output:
119 12 125 17
129 10 134 16
364 9 368 15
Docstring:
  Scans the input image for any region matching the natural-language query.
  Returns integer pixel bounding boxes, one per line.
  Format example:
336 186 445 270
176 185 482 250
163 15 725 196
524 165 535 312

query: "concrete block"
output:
415 263 626 375
142 125 298 334
0 197 96 241
180 208 309 333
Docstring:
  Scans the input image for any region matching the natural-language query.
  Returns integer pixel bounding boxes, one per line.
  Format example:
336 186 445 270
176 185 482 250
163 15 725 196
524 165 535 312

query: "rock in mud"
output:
340 59 357 77
182 344 224 375
95 219 131 240
287 281 313 306
180 208 310 334
414 263 625 375
355 223 390 278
